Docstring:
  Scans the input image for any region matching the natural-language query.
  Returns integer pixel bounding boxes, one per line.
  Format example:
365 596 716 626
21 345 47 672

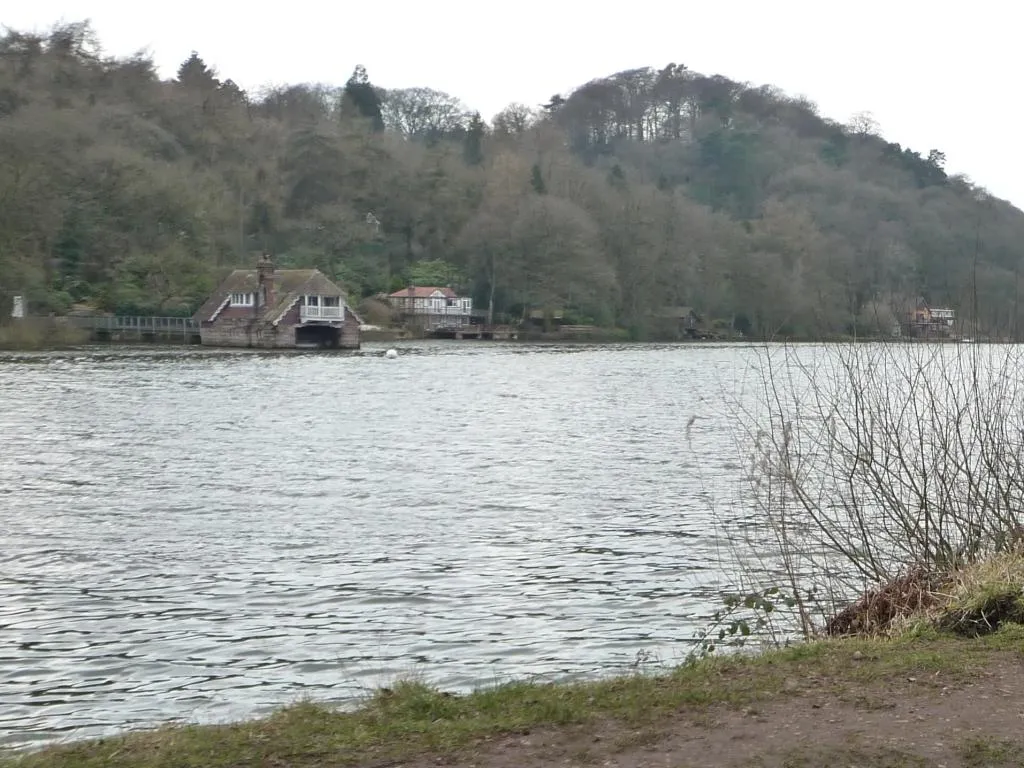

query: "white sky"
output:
7 0 1019 208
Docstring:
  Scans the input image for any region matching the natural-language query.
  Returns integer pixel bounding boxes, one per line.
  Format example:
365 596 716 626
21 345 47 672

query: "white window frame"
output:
230 292 254 307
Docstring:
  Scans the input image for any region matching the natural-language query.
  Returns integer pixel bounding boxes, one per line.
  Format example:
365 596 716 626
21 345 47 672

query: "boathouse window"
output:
230 292 254 307
323 296 340 308
303 295 319 307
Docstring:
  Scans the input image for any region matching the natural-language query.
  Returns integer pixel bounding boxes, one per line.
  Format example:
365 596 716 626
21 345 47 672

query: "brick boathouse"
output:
192 255 361 349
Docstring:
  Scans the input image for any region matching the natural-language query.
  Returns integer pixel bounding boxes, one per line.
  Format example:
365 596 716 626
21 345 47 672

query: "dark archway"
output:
295 325 340 349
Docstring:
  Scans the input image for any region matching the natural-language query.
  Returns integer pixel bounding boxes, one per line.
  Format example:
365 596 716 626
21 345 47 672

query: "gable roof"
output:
388 286 458 299
193 268 350 325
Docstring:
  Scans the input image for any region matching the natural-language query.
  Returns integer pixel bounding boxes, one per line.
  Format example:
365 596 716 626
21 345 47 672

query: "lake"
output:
0 341 767 747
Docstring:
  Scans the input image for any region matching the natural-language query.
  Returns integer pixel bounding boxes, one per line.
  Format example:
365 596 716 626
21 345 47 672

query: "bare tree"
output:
847 110 880 137
491 102 538 137
380 87 470 139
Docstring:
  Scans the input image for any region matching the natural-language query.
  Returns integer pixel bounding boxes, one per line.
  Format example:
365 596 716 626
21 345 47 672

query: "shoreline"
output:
0 333 983 354
4 630 1023 767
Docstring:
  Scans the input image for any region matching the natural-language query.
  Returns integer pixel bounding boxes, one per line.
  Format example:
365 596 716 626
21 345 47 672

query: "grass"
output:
4 629 1022 768
826 551 1024 639
937 551 1024 636
771 747 929 768
957 737 1024 767
0 320 88 350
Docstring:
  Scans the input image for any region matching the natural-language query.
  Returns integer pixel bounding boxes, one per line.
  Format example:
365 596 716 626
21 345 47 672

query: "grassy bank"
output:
5 625 1024 768
0 320 88 351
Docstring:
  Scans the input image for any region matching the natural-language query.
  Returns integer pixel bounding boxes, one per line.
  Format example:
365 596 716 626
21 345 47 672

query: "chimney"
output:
257 253 276 311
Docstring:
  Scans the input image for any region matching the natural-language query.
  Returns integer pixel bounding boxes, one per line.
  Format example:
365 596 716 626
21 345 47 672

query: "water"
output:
0 342 763 747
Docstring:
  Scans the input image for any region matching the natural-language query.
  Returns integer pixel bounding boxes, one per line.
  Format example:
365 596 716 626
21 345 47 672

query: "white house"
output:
387 286 473 330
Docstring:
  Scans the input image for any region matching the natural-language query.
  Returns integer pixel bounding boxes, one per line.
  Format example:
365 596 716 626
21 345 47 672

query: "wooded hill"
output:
2 22 1022 338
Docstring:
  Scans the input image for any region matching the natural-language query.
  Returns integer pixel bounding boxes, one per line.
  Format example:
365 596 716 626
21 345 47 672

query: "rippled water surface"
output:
0 342 764 746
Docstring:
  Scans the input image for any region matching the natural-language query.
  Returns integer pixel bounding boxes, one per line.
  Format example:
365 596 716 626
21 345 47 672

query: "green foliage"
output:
694 129 763 216
463 111 485 165
820 131 849 167
405 259 464 288
691 585 820 659
1 21 1022 337
343 65 384 131
530 163 546 195
175 52 217 89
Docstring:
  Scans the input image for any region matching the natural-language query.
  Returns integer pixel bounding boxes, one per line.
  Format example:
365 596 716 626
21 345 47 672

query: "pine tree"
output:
463 112 485 165
176 52 218 89
342 65 384 131
531 163 546 194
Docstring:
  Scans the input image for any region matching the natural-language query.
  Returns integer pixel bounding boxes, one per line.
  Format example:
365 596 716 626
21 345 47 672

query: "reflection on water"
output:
0 342 760 747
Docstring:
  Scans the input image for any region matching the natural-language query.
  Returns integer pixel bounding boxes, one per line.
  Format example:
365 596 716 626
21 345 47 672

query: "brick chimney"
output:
257 253 275 311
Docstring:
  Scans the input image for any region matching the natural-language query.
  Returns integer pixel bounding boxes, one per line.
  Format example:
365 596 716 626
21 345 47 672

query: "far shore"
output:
0 318 982 353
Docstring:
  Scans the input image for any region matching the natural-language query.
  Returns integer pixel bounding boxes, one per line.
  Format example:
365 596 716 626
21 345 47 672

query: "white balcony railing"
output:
300 305 345 321
396 304 472 316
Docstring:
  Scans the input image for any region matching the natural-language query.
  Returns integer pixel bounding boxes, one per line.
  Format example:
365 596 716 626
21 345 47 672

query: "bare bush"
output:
727 342 1024 638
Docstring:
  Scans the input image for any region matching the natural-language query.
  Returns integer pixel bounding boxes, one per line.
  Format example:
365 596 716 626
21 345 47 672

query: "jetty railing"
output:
63 315 201 343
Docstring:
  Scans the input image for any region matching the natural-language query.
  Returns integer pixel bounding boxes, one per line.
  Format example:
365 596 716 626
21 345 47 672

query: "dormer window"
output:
230 292 255 307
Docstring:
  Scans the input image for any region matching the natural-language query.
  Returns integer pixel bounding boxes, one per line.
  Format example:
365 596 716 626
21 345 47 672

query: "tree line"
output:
2 22 1022 338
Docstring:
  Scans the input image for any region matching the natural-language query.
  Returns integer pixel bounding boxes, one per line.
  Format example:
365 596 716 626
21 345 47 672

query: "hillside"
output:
2 22 1023 338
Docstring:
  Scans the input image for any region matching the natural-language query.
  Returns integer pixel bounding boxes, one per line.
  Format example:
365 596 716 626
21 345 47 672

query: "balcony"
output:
300 305 345 322
398 304 473 316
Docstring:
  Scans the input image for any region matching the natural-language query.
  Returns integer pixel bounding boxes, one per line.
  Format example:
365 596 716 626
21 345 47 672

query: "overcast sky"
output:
8 1 1018 208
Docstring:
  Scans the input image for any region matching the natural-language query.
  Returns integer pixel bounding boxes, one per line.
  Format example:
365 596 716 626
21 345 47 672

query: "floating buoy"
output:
385 349 398 359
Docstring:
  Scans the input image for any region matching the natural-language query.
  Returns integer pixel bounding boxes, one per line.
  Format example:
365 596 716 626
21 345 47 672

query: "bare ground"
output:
12 634 1024 768
400 654 1024 768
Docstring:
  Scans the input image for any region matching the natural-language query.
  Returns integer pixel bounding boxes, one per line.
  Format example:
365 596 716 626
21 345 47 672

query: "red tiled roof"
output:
388 286 457 299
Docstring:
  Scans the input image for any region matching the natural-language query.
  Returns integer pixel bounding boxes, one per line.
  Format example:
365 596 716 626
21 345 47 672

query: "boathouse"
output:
192 255 361 349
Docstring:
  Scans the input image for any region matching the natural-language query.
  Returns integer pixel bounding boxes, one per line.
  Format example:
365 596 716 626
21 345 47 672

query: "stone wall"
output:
341 310 360 349
201 312 360 349
199 318 295 348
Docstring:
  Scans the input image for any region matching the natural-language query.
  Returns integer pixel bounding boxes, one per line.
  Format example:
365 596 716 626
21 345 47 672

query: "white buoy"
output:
385 348 398 359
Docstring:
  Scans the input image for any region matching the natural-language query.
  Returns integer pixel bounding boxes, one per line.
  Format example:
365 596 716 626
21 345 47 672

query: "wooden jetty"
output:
425 324 519 341
65 315 202 344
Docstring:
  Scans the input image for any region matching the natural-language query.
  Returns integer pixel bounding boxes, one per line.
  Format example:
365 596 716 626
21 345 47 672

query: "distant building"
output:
907 300 955 339
524 308 566 330
192 255 361 349
387 286 473 330
653 306 703 338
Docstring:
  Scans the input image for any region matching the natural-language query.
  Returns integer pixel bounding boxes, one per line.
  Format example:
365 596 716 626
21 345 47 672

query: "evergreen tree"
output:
343 65 384 131
530 163 546 195
176 52 218 89
463 112 485 165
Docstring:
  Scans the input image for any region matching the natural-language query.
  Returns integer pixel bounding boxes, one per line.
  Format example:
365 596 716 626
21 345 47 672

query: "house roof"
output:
192 268 351 325
388 286 458 299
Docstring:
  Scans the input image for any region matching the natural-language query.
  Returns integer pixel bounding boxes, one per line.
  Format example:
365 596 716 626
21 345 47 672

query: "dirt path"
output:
401 655 1024 768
